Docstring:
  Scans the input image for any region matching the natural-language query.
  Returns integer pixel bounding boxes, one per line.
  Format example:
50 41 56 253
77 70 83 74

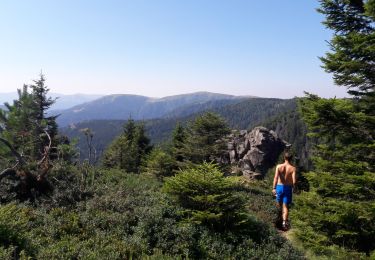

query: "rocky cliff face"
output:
223 126 289 179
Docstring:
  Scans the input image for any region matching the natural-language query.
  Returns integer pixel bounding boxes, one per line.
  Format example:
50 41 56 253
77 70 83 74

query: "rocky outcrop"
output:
223 127 289 179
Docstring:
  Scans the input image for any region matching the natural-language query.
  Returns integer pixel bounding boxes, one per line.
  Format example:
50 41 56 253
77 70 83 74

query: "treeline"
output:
61 98 301 164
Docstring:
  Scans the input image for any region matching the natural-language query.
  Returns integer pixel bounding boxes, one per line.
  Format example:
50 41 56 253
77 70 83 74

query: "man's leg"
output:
275 185 285 229
276 201 283 228
282 203 289 222
282 186 292 229
281 203 290 230
277 201 283 218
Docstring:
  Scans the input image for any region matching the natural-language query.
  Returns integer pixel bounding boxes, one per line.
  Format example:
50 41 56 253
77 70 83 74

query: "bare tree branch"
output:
37 130 52 166
36 130 53 180
0 161 19 180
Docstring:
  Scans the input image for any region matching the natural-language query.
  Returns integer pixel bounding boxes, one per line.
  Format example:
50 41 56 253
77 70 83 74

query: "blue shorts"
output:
276 184 293 205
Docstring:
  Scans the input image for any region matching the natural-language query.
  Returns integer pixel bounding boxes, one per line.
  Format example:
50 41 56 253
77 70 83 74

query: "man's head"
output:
284 152 293 162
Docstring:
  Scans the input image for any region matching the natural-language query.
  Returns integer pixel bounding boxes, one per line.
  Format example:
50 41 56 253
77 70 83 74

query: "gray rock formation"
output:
223 126 288 179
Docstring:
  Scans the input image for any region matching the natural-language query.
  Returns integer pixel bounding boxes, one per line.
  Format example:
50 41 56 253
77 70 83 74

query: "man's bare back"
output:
275 162 296 186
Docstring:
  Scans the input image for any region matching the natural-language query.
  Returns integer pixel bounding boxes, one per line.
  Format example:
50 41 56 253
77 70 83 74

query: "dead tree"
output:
0 130 54 200
80 128 98 165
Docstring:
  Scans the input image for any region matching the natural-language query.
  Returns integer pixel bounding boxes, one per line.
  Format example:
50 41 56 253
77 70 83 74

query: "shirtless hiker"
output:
272 152 296 231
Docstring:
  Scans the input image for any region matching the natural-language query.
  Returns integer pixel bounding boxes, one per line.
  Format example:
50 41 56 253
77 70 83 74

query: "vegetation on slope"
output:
2 1 374 258
0 88 305 258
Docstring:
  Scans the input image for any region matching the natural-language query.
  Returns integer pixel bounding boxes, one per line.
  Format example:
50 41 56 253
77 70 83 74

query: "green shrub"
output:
163 162 249 231
0 246 19 260
0 204 34 258
142 148 177 180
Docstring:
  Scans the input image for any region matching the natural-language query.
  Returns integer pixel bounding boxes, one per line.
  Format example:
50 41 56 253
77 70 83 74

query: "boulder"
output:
229 150 237 164
224 126 288 178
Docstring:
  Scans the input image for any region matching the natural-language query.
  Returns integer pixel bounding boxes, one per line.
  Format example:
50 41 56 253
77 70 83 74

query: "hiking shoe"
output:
282 221 289 231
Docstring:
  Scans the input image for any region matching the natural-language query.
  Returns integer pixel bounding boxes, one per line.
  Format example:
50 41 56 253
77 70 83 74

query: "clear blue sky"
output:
0 0 348 98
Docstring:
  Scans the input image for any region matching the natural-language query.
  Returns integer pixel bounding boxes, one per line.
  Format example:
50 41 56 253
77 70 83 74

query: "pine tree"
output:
0 75 58 162
142 148 176 180
293 0 375 256
0 86 36 158
29 74 58 160
171 122 187 166
102 119 152 173
0 75 66 201
180 112 230 167
318 0 374 98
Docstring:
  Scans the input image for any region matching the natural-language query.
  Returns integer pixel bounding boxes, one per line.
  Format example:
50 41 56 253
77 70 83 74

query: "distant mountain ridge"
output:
55 92 249 126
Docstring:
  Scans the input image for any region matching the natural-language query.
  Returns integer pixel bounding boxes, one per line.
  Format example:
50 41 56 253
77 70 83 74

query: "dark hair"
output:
284 152 293 162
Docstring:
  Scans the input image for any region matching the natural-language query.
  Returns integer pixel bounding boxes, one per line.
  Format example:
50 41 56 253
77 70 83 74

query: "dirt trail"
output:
278 228 292 240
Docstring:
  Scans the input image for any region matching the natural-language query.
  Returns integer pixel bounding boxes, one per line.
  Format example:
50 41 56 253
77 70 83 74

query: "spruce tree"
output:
29 74 58 160
293 0 375 256
0 75 58 163
142 148 176 179
0 86 36 158
0 75 67 201
102 119 152 173
171 122 187 167
180 112 230 166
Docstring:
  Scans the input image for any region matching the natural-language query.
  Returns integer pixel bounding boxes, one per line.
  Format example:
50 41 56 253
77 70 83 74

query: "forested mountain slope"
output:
261 102 311 170
55 92 246 126
61 98 309 164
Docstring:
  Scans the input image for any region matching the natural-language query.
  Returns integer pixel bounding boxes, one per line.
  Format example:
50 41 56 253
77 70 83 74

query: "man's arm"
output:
292 168 297 191
272 166 279 195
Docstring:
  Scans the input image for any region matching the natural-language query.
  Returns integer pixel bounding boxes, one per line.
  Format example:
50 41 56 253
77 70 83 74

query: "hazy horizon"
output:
0 0 349 99
0 90 252 100
0 85 348 99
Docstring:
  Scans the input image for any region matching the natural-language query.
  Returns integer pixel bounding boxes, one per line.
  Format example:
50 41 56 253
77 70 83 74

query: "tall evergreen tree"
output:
0 86 35 158
180 112 230 166
142 148 176 179
0 75 58 163
29 74 58 160
0 75 65 201
102 119 152 173
293 0 375 256
318 0 374 98
171 122 187 165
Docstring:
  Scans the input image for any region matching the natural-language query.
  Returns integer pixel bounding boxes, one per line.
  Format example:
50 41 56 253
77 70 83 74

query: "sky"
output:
0 0 349 98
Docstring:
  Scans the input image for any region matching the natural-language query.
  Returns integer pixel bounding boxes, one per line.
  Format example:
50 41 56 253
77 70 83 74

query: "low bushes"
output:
0 167 305 259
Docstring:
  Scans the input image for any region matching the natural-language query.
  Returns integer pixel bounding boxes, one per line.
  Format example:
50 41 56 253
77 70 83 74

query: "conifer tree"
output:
30 74 58 160
142 148 176 179
0 74 58 163
163 162 248 231
180 112 230 167
171 122 187 166
0 75 66 200
102 119 152 173
293 0 375 255
0 86 35 158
